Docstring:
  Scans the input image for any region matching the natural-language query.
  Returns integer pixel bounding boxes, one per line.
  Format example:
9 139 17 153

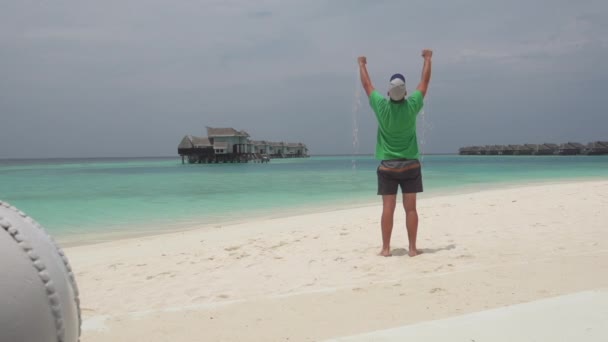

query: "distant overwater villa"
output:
178 127 309 164
459 141 608 156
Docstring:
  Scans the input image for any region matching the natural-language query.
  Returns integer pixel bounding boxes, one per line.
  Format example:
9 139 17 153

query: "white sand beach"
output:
66 180 608 341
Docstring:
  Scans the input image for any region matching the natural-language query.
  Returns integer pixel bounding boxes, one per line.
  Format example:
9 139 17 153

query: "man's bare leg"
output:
380 194 397 257
403 193 421 257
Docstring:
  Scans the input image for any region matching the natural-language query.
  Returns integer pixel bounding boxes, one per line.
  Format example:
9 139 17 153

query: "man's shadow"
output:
391 244 456 256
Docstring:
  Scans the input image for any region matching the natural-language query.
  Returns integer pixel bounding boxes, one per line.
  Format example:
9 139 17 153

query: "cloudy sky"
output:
1 0 607 158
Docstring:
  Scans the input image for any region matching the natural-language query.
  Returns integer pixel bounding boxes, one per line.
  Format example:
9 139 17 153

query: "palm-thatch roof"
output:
178 135 212 149
206 127 250 137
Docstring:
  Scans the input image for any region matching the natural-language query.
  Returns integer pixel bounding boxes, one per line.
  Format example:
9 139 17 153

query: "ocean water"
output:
1 155 606 243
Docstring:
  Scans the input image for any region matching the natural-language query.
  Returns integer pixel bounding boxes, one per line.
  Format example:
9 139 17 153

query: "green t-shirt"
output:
369 89 424 160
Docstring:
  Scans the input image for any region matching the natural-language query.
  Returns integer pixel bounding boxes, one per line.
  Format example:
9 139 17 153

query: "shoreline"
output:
65 179 608 341
57 175 607 247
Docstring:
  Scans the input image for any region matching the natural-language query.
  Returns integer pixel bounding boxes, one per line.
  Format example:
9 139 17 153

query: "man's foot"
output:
408 248 423 257
379 248 392 257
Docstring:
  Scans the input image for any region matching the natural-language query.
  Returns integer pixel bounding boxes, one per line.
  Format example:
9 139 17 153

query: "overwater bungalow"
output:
269 141 285 158
458 141 607 156
458 146 481 155
178 127 309 164
535 143 558 155
519 144 535 155
286 143 308 157
250 140 269 155
490 145 505 155
177 136 214 162
558 142 585 155
501 145 517 155
584 141 608 155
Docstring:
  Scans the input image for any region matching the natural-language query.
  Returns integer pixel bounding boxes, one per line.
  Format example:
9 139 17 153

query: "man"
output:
358 49 432 257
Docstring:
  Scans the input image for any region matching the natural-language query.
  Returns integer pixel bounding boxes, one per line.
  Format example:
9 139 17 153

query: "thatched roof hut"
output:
178 135 212 150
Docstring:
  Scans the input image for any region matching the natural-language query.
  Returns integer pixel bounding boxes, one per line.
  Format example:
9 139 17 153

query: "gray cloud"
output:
1 0 607 158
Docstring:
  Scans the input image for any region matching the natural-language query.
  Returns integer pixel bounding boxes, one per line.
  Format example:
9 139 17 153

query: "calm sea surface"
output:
1 155 606 243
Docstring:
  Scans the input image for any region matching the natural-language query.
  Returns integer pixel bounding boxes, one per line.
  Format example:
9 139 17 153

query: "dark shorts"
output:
377 159 423 195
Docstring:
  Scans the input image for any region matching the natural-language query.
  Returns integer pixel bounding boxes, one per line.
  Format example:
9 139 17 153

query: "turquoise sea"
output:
1 155 606 244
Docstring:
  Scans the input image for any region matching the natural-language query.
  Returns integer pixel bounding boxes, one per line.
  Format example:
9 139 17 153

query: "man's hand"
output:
358 56 374 96
417 49 432 97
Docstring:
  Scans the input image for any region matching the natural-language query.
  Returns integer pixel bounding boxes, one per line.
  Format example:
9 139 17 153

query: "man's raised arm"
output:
358 56 375 97
416 49 433 97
